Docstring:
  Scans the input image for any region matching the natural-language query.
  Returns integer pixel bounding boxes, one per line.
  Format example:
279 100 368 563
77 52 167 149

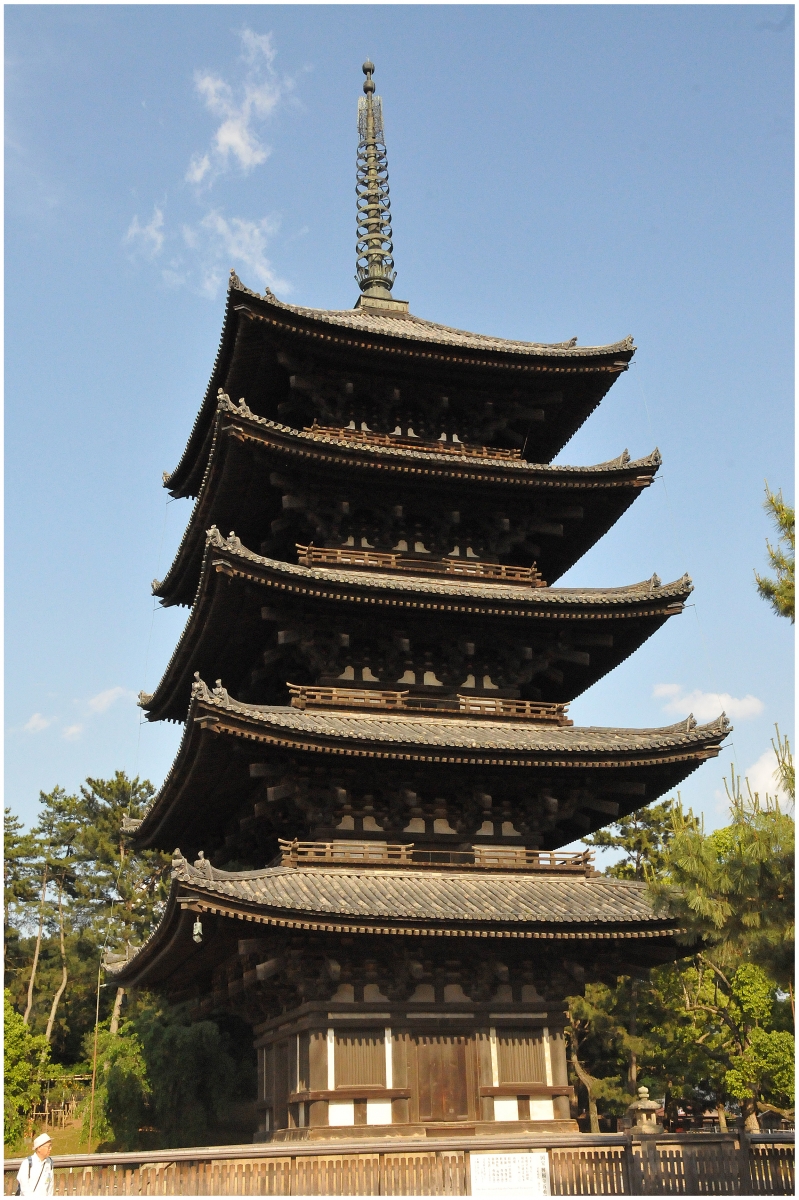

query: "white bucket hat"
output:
32 1133 52 1151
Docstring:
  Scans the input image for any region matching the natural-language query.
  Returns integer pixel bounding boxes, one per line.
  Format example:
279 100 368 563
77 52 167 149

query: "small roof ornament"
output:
355 60 408 312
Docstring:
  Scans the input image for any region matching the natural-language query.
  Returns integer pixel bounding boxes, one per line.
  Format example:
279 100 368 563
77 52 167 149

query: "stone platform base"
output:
259 1119 578 1142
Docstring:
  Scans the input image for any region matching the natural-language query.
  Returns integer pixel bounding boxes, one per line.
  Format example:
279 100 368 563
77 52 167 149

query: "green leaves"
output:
754 485 795 622
4 990 49 1146
80 1018 151 1150
725 1028 795 1108
79 1000 240 1150
583 798 688 881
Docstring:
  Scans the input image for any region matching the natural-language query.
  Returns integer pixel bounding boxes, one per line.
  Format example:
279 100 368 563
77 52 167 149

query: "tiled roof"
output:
190 676 731 755
215 393 660 476
234 278 636 361
169 852 668 928
200 527 691 607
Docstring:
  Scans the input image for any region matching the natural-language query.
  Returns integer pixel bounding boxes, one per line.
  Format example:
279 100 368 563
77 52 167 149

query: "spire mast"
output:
355 61 406 311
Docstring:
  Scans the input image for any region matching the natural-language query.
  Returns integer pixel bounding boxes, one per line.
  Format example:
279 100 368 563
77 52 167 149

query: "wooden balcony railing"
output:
305 423 522 461
287 684 572 725
276 839 595 874
295 543 546 586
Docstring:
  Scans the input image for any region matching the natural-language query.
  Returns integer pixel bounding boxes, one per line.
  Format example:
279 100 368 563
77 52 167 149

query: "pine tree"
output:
755 485 794 621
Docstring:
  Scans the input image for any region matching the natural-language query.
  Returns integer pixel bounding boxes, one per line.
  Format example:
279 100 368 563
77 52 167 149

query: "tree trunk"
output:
109 987 125 1035
717 1103 728 1132
570 1047 600 1133
626 976 638 1094
43 881 68 1048
743 1096 761 1133
23 862 48 1025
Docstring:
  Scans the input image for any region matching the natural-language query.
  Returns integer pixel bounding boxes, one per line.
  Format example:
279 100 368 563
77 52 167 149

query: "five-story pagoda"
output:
111 62 730 1141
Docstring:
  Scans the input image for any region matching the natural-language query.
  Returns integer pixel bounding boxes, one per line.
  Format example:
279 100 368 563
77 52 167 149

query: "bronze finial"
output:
355 60 397 300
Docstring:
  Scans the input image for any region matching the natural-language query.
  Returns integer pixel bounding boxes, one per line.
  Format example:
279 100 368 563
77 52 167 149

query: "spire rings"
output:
355 75 396 295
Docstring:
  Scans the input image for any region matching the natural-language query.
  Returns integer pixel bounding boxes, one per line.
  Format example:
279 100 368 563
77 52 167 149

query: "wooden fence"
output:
4 1131 793 1195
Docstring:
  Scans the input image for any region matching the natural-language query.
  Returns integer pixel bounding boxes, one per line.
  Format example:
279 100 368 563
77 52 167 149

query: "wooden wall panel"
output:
497 1029 546 1084
335 1030 386 1087
416 1036 470 1122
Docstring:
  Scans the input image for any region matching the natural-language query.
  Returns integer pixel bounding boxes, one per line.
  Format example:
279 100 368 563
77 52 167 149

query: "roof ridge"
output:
228 276 636 359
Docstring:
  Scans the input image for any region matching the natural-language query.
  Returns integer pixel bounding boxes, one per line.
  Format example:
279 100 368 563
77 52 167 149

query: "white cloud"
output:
653 683 764 722
181 210 287 299
187 29 287 187
87 686 134 714
24 713 52 733
124 207 165 258
186 154 211 185
62 724 84 741
745 748 790 802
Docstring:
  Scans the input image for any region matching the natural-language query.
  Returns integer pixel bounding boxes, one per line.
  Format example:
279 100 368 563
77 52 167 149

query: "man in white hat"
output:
15 1133 53 1195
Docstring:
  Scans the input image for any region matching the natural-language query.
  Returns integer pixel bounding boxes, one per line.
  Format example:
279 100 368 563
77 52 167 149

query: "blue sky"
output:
6 5 794 836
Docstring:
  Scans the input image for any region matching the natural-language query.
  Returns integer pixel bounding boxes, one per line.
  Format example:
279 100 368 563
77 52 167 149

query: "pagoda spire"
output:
355 60 397 302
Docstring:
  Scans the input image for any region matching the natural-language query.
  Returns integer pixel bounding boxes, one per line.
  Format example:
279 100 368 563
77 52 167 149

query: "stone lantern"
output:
626 1086 663 1135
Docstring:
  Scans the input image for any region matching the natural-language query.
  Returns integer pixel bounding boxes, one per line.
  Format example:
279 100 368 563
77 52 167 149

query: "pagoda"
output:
111 62 730 1141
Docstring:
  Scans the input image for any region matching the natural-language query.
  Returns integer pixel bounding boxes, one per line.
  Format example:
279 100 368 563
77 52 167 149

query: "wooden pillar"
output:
548 1023 571 1120
308 1028 328 1127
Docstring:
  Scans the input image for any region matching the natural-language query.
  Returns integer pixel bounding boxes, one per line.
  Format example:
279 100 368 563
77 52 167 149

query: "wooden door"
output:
416 1035 471 1121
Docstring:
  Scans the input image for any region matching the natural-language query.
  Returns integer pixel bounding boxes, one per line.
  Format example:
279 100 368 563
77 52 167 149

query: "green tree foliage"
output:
6 769 257 1151
567 742 795 1131
134 1001 237 1147
80 1019 151 1150
565 986 633 1130
651 769 794 988
583 798 690 880
754 485 794 621
4 809 41 944
5 774 171 1063
74 774 171 950
726 1029 795 1111
80 1000 239 1150
4 990 49 1145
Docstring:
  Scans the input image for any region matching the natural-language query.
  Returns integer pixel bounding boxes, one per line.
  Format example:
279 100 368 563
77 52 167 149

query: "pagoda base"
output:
258 1119 578 1143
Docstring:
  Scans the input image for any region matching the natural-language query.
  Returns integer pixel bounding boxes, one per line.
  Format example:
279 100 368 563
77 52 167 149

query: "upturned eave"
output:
144 529 691 723
129 681 730 854
154 396 661 608
164 277 636 499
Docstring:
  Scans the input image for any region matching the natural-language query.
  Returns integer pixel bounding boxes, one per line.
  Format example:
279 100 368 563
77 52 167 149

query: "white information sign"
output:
470 1151 551 1198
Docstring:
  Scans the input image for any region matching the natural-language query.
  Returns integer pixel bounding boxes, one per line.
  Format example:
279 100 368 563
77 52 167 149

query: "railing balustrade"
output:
276 839 595 874
304 423 522 462
295 544 545 586
286 683 571 724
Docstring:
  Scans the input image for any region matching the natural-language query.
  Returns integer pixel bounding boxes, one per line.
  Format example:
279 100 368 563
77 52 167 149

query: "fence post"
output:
636 1134 660 1195
681 1142 699 1196
738 1131 752 1196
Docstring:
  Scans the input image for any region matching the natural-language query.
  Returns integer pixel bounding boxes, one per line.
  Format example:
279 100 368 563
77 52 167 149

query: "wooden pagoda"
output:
111 61 730 1142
